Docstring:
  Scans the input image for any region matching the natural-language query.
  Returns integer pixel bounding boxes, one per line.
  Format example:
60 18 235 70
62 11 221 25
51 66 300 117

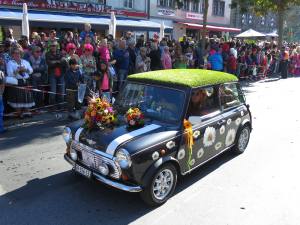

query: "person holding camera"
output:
6 47 34 117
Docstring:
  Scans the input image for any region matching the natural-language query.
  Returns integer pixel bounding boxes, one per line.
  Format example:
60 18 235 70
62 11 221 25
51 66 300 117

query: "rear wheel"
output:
233 125 251 154
140 163 177 207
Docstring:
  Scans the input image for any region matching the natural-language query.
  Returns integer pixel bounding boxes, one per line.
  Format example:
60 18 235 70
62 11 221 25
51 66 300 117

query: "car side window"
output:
219 83 242 109
187 86 220 119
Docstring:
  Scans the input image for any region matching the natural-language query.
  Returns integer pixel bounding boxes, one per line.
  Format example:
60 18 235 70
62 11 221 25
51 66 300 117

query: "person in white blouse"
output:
6 47 35 117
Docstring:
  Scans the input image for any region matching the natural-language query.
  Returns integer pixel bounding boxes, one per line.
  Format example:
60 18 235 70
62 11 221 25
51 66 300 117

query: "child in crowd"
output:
93 61 113 102
0 71 5 133
65 59 83 118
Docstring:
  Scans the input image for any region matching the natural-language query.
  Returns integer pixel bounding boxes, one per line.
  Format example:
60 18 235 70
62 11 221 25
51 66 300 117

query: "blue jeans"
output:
118 69 128 91
49 75 65 105
0 96 4 132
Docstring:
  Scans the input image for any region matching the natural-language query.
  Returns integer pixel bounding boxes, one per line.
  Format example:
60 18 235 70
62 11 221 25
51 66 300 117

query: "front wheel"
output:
233 125 251 154
140 163 177 207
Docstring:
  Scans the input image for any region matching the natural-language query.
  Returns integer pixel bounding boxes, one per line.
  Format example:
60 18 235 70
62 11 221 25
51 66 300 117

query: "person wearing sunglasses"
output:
28 46 47 107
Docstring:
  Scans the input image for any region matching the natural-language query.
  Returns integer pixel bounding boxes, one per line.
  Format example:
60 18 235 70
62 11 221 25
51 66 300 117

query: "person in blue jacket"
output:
208 47 223 71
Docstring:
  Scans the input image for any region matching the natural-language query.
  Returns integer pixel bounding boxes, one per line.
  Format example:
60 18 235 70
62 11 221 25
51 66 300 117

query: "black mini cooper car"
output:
62 69 252 206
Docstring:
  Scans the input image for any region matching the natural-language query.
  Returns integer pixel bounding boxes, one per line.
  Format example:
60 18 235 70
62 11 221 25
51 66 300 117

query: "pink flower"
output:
129 120 136 126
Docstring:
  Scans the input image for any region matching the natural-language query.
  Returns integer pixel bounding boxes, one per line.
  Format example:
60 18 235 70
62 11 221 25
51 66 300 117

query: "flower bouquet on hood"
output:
125 108 145 128
84 97 116 130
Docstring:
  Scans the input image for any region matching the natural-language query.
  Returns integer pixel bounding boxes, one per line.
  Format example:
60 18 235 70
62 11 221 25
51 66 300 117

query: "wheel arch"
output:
141 156 180 188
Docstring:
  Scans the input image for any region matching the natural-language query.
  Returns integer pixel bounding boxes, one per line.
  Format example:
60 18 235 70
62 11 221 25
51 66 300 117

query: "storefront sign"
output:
186 12 202 20
158 9 175 17
0 0 111 13
0 0 148 17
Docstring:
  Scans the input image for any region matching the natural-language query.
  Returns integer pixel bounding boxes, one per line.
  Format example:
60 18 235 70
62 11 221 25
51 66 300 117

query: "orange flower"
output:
91 111 96 117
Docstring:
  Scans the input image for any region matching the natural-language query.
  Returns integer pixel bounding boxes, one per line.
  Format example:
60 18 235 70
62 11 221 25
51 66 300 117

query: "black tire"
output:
140 163 177 207
233 125 251 154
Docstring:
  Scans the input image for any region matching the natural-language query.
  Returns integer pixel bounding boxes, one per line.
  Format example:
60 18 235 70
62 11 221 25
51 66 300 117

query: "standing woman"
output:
6 47 34 117
80 44 97 91
295 46 300 76
281 50 289 79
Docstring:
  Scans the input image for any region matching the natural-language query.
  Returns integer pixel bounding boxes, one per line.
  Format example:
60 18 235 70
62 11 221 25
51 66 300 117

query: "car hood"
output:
70 120 178 156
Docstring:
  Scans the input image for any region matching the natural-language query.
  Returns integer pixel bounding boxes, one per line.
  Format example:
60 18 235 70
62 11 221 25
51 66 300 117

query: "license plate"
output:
74 164 92 178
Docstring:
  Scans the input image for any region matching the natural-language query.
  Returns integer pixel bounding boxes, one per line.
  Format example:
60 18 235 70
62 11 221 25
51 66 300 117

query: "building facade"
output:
150 0 239 41
0 0 164 41
231 8 277 34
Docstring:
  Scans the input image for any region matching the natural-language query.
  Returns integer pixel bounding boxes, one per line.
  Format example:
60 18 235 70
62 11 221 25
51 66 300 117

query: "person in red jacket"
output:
227 49 237 75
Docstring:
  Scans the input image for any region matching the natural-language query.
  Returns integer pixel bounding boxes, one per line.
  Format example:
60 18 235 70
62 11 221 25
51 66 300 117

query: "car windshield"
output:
115 82 185 124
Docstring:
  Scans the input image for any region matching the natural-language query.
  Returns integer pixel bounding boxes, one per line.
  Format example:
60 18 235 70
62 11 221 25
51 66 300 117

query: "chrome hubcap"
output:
152 169 174 200
238 128 249 151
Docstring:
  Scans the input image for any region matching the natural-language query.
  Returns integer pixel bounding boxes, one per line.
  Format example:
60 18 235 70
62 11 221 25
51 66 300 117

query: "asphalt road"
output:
1 78 300 225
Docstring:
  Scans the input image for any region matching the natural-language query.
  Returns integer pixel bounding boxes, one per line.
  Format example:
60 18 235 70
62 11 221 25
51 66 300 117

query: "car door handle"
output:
217 119 226 126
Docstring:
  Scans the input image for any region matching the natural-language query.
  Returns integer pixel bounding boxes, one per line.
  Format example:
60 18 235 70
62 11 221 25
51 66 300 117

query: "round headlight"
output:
98 163 109 176
70 147 77 161
62 127 72 144
115 149 132 169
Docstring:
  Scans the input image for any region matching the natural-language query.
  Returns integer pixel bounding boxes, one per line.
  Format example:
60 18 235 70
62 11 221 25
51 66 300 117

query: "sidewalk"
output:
4 110 69 130
3 76 282 131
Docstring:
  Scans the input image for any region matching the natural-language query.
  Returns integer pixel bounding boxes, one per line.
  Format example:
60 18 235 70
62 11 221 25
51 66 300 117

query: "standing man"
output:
127 40 136 75
113 40 129 90
148 41 162 71
80 23 95 44
46 30 59 52
46 41 67 106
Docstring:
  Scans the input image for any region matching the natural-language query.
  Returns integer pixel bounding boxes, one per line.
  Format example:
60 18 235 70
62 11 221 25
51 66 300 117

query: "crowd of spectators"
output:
0 23 299 132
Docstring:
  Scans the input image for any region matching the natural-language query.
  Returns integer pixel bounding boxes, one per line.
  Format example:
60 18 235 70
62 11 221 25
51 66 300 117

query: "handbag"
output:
5 76 18 85
78 83 87 103
54 67 62 77
108 66 116 77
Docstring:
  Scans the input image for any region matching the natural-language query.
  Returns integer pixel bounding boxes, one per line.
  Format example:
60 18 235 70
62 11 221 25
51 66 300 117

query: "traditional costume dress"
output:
6 59 35 109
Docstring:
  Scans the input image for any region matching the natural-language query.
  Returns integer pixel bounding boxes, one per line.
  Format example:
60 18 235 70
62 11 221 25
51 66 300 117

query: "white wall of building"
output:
207 0 231 25
107 0 147 12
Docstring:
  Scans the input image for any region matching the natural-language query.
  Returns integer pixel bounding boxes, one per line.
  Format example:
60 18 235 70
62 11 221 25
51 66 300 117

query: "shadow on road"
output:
0 150 237 225
0 120 65 151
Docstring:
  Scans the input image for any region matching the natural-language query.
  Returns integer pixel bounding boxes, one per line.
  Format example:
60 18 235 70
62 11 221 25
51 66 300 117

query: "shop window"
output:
191 1 199 12
212 0 225 16
157 0 175 8
199 0 205 13
124 0 133 9
183 0 190 11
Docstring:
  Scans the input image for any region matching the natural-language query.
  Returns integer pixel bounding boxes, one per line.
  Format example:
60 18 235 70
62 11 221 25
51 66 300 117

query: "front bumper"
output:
64 154 142 193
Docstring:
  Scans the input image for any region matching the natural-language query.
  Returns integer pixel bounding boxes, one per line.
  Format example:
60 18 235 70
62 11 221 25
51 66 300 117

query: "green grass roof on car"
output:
128 69 238 88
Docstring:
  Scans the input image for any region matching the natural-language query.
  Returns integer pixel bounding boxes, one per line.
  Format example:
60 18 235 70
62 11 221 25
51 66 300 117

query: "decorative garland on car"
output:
125 107 145 127
84 97 116 130
183 119 194 170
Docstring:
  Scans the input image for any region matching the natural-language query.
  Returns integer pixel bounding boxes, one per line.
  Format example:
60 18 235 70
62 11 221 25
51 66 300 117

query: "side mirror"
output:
188 116 202 125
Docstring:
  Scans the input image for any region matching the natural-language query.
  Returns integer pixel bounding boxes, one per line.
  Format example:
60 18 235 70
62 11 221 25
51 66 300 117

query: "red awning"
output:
179 22 241 33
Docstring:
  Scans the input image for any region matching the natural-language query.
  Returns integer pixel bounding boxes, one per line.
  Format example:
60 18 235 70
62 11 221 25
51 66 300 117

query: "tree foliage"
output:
232 0 300 47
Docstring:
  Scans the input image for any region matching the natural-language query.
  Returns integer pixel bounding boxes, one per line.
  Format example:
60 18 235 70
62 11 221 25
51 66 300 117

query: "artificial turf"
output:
128 69 238 88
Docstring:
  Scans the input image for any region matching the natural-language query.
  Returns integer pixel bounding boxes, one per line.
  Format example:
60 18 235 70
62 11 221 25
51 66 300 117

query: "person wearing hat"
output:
45 41 67 105
28 46 47 106
66 43 81 69
80 43 97 90
6 47 34 117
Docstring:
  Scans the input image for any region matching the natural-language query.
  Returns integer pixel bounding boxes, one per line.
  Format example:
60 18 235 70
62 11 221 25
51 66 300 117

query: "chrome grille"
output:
71 141 121 179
